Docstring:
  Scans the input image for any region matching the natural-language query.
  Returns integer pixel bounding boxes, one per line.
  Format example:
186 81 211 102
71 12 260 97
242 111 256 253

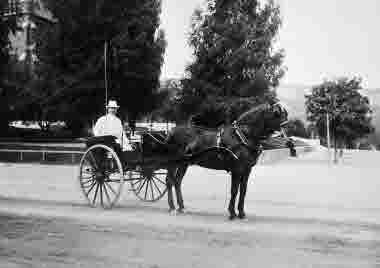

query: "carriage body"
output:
78 132 172 208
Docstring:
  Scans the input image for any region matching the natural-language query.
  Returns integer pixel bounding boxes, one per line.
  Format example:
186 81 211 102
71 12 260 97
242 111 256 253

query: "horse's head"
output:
234 100 288 139
265 101 289 131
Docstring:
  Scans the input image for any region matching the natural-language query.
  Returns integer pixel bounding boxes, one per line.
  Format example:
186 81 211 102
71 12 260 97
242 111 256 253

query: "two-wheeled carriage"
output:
78 131 239 209
78 132 172 208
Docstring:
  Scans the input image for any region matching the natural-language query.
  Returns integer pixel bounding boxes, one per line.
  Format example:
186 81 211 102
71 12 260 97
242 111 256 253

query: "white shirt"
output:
93 114 132 151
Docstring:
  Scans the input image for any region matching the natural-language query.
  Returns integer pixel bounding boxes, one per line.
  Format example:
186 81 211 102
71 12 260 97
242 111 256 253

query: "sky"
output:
160 0 380 89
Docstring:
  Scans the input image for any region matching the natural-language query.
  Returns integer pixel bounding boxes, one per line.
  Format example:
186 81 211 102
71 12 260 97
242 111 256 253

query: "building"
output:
2 0 54 73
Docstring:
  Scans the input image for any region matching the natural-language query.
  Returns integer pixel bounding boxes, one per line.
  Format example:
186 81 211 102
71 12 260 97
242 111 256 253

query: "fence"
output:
0 149 84 164
258 145 314 165
0 145 315 166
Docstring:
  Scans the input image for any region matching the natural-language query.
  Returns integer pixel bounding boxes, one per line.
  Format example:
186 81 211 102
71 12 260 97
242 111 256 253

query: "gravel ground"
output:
0 149 379 267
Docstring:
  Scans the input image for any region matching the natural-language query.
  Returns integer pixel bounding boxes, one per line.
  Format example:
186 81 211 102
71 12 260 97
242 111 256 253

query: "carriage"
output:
78 131 176 208
78 129 242 209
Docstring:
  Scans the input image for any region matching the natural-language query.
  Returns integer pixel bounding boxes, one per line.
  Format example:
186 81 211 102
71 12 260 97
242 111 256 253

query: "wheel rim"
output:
79 144 124 208
129 167 168 202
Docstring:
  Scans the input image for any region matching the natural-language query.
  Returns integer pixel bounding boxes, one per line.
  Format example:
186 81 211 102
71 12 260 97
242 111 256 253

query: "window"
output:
2 0 18 16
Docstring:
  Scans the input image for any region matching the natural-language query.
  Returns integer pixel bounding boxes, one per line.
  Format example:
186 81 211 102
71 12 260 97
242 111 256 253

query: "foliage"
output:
0 4 17 132
152 79 183 123
34 0 166 134
284 119 309 138
177 0 285 121
305 77 374 146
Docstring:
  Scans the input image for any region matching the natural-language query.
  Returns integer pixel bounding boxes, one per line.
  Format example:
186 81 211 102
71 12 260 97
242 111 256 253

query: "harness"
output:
226 103 273 159
207 120 263 168
215 127 239 160
231 121 263 158
206 108 266 166
188 101 287 168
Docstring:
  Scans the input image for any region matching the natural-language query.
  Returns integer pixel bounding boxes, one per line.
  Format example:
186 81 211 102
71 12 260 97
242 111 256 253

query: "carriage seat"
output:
84 135 118 148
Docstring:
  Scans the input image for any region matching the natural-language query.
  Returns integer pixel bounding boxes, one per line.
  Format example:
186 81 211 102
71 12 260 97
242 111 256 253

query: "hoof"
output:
238 212 246 220
177 208 186 214
168 209 176 216
228 214 236 220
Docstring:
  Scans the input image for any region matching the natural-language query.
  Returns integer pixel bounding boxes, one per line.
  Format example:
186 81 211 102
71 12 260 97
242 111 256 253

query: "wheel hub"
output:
94 172 105 183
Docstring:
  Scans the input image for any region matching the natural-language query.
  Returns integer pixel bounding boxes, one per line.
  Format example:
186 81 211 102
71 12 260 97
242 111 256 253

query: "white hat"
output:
106 100 119 109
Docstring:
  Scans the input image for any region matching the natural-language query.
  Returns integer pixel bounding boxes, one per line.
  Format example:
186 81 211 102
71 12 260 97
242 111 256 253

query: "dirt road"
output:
0 150 380 267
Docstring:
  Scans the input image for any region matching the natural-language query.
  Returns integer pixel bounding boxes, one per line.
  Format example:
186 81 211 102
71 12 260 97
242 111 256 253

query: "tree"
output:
305 77 374 152
0 3 17 132
152 79 183 123
35 0 166 135
177 0 285 121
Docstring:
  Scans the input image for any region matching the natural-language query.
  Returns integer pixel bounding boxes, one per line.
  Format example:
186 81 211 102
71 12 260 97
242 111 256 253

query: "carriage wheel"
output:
129 166 168 202
78 144 124 209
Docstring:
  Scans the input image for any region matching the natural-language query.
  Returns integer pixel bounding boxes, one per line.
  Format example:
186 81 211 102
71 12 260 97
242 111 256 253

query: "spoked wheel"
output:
78 144 124 209
129 166 168 202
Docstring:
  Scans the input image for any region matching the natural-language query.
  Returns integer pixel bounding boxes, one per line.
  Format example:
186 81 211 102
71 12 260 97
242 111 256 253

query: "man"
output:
93 100 132 151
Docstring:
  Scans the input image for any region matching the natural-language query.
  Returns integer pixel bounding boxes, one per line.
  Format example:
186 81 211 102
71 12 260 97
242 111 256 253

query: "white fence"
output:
0 149 84 163
258 146 315 165
0 136 318 165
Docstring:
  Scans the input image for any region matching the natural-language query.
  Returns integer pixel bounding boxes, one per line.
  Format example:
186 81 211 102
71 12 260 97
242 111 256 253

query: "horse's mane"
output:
235 103 269 123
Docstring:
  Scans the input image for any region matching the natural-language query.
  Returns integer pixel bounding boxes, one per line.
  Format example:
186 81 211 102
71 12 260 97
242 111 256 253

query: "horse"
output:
164 100 288 220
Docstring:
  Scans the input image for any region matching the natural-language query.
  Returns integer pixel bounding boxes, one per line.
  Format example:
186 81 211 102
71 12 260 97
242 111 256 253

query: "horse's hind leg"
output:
174 165 188 213
166 168 176 213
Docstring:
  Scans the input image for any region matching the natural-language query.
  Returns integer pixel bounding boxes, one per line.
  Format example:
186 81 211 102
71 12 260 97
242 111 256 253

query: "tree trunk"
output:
333 132 338 164
339 138 344 157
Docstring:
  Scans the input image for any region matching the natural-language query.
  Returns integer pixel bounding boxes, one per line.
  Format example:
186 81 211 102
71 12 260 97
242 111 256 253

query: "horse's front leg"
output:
174 165 188 213
237 171 250 219
228 171 240 220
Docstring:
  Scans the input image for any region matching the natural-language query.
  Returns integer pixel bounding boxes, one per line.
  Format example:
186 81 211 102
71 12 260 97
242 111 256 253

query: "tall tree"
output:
177 0 285 121
153 79 183 123
305 77 374 150
0 3 17 132
35 0 166 134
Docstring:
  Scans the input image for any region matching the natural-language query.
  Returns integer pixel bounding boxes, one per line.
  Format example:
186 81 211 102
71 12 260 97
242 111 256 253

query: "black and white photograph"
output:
0 0 380 267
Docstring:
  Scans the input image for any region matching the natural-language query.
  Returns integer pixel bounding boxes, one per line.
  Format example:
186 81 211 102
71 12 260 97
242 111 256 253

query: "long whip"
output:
104 41 108 114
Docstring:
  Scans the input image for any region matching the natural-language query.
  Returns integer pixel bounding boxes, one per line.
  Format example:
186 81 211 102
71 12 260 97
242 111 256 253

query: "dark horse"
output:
164 101 288 220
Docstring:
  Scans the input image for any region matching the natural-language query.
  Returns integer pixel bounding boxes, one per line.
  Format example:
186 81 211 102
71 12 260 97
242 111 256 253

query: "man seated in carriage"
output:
93 100 133 153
